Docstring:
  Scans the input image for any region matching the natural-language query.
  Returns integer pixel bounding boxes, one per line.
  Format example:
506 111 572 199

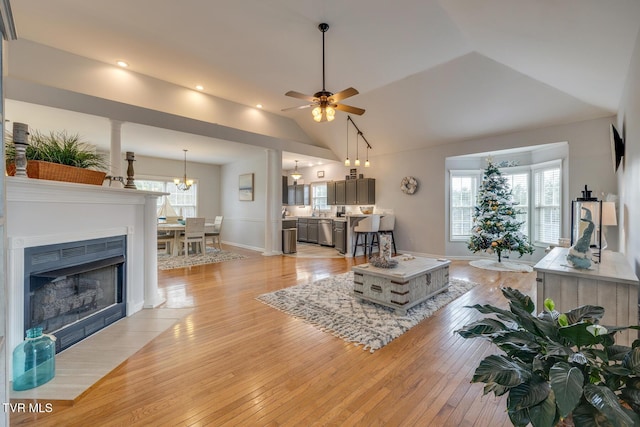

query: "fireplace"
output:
24 235 127 353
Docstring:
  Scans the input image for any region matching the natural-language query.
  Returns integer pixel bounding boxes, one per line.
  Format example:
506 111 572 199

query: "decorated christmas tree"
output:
468 160 534 262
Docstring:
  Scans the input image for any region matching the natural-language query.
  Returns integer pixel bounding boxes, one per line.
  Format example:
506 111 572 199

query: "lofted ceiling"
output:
6 0 640 169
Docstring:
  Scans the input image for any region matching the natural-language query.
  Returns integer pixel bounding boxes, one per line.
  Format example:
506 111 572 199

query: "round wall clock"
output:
400 176 418 195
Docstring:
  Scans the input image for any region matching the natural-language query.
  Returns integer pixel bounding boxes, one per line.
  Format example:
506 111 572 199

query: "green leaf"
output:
572 401 612 427
622 347 640 374
549 361 584 418
527 390 558 427
484 382 510 397
544 298 555 312
508 408 531 427
501 287 535 313
464 303 519 323
507 374 550 411
583 384 635 427
456 318 507 338
559 322 600 347
472 354 531 387
563 305 605 324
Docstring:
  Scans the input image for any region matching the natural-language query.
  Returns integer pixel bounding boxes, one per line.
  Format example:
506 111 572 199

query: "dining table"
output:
157 221 216 257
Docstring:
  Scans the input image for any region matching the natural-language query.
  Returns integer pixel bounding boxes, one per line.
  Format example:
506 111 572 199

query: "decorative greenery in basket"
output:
6 130 108 169
456 287 640 427
5 130 109 185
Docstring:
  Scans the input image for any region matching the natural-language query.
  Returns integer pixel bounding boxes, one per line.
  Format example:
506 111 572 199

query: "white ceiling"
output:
6 0 640 169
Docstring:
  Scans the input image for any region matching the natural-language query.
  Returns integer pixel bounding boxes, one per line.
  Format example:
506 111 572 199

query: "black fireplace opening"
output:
24 235 127 353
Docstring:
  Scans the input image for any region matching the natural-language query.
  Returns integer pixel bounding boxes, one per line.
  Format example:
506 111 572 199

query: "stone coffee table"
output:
352 256 451 314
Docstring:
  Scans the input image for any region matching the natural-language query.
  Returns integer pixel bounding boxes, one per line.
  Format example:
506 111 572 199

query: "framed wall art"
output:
239 173 254 201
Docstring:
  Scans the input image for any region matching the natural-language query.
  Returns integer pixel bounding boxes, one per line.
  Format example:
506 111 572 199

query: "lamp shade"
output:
602 201 617 226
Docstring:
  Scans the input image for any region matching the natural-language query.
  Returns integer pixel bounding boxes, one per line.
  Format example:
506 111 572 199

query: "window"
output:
450 172 479 240
311 182 329 211
533 163 561 245
449 160 562 247
136 179 198 217
502 171 529 235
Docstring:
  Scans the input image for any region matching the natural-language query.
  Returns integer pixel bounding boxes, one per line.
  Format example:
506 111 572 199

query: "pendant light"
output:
344 118 350 166
365 145 370 168
290 160 302 181
354 132 361 167
174 149 194 191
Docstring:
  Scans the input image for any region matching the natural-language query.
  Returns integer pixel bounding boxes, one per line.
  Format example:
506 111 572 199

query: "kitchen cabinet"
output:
327 181 336 205
282 176 289 204
344 178 375 205
333 220 346 254
335 181 346 205
307 220 318 244
297 218 308 242
287 184 309 206
357 178 376 204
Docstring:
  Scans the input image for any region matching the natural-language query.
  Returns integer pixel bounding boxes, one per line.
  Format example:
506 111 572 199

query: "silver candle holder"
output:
12 122 29 177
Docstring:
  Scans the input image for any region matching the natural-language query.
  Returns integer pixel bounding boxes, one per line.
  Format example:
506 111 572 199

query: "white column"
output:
109 120 124 187
144 195 165 308
263 148 282 256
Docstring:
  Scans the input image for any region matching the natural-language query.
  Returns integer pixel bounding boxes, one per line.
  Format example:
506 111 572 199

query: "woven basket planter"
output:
7 160 107 185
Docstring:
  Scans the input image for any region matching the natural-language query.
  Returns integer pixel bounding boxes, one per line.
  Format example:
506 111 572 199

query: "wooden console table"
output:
534 247 639 346
352 256 450 314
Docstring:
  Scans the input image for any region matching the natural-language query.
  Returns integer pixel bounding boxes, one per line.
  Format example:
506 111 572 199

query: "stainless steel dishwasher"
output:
318 219 333 246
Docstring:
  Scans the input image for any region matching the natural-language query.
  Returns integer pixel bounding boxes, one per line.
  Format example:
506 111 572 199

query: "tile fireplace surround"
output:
5 177 166 372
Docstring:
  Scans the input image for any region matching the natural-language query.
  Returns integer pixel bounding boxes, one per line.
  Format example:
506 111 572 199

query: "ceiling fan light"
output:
312 106 322 121
326 106 335 121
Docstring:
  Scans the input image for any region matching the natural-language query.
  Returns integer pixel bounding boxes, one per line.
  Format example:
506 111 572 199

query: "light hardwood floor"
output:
12 246 537 426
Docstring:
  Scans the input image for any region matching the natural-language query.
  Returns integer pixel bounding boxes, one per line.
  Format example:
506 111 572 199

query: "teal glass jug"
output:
12 327 56 391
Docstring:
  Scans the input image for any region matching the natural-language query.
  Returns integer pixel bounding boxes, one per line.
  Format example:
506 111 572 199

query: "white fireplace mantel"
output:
5 176 166 355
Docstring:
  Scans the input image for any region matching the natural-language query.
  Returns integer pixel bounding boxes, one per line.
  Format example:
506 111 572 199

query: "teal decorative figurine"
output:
566 207 594 269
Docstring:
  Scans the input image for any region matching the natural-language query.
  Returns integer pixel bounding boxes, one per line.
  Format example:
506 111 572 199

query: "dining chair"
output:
179 217 206 258
205 216 224 250
157 230 174 255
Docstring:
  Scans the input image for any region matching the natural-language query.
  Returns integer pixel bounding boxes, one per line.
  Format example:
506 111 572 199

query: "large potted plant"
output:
6 130 108 185
456 287 640 427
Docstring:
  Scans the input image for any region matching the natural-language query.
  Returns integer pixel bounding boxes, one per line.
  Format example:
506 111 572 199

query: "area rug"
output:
256 272 478 352
158 248 248 270
469 258 533 273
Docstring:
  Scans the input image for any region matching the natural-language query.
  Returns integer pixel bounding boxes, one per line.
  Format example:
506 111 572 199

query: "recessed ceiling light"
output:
256 104 263 109
195 85 204 91
116 60 129 68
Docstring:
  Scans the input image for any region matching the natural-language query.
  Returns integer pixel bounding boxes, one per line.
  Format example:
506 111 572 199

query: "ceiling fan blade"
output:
281 104 315 112
285 91 316 102
330 87 359 102
334 103 365 115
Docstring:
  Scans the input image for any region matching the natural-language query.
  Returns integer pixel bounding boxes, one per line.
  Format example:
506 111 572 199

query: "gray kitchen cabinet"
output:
345 179 357 205
297 218 308 242
307 219 318 244
333 220 346 254
327 181 336 205
282 176 289 204
288 184 309 206
335 181 346 205
345 178 375 205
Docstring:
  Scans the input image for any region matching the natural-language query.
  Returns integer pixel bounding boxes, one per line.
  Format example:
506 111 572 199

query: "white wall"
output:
221 152 268 251
617 26 640 276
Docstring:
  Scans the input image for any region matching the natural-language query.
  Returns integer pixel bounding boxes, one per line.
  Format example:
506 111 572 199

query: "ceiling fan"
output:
283 23 365 122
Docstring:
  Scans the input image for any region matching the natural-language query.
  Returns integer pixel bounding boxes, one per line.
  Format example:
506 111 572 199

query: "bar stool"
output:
378 214 397 255
352 215 381 257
